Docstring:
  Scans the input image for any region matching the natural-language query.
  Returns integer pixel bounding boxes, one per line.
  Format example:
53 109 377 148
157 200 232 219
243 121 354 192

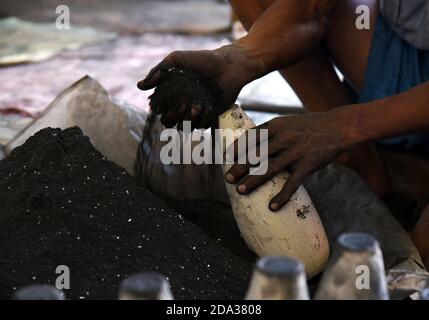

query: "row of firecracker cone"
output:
11 233 429 300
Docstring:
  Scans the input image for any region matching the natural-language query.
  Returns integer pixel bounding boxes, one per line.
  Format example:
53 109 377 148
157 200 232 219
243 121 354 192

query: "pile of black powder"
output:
0 127 252 299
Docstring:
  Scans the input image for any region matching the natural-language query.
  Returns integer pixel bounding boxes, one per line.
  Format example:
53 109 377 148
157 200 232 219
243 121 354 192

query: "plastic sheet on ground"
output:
387 269 429 299
0 112 32 145
5 76 146 175
0 17 116 65
0 33 228 115
1 0 231 35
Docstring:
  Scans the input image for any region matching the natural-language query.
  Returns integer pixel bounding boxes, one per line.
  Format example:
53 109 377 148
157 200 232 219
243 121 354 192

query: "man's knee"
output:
230 0 274 30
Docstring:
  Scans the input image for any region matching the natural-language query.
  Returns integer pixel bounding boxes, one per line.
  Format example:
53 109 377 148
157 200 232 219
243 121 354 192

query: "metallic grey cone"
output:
13 284 65 300
315 233 389 300
245 256 310 300
119 272 173 300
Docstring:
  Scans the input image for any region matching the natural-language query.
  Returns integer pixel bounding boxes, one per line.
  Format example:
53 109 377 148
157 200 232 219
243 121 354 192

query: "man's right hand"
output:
137 44 264 128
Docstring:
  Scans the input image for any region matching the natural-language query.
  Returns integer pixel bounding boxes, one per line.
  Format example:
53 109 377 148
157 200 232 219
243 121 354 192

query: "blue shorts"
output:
357 15 429 156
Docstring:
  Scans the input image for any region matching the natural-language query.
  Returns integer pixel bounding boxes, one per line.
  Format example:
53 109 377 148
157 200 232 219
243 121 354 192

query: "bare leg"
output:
410 204 429 268
230 0 389 195
325 0 389 196
325 0 378 92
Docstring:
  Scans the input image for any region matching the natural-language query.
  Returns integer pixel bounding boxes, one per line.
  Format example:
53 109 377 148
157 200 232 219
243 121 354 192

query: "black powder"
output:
0 127 251 300
148 66 221 118
136 66 221 154
296 205 310 220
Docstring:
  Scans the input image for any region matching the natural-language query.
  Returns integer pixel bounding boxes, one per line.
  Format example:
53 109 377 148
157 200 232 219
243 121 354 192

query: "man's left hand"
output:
225 111 353 211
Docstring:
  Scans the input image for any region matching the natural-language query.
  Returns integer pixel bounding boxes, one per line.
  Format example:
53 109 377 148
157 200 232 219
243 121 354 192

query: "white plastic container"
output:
219 105 330 278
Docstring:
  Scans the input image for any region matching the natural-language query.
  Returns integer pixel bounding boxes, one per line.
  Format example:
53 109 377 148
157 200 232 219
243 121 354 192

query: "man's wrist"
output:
328 105 369 148
215 44 266 85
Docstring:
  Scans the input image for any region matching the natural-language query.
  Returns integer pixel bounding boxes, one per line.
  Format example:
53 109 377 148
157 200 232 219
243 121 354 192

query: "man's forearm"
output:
337 81 429 146
235 0 339 76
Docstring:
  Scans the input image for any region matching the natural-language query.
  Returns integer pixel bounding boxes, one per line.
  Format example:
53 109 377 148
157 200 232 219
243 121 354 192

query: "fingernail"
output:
270 202 279 211
225 173 235 183
137 80 145 89
237 184 246 194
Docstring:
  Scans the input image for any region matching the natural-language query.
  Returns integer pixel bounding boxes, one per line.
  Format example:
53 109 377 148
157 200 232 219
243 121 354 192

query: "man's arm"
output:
138 0 340 124
340 81 429 145
235 0 340 75
226 81 429 211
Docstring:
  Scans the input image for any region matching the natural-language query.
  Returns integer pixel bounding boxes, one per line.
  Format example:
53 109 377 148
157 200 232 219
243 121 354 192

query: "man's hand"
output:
137 44 264 128
225 111 352 211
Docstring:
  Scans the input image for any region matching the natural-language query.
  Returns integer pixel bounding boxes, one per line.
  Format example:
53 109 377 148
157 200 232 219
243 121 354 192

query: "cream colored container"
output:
246 256 310 300
219 105 329 278
315 233 389 300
